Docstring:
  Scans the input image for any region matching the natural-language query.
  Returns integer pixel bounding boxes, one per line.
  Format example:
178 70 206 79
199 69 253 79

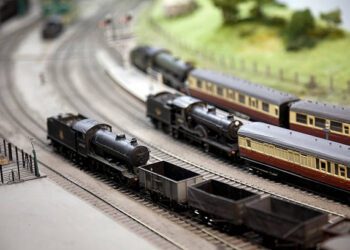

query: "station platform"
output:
96 48 176 102
0 178 157 250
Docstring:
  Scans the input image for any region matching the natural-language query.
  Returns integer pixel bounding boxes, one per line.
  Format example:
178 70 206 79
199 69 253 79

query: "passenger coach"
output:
290 100 350 145
238 122 350 193
186 69 299 126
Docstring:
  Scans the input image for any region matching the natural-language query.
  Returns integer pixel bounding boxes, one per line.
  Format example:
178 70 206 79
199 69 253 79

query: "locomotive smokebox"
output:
92 130 149 167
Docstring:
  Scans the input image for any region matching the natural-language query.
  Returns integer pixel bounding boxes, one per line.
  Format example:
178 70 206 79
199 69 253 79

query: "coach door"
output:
308 117 314 127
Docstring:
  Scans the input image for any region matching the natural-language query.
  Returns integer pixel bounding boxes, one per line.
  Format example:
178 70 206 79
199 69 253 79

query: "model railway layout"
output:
2 1 349 248
47 113 350 249
130 46 350 145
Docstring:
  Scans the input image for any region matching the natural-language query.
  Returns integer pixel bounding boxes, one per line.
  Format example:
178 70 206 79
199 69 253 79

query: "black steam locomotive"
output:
47 113 150 184
130 46 194 90
147 92 244 156
42 16 64 39
131 45 350 146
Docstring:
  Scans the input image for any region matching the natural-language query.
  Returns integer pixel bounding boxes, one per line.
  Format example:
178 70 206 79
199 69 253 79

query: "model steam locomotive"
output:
130 45 350 145
47 113 149 184
147 92 243 156
47 114 349 248
147 92 350 195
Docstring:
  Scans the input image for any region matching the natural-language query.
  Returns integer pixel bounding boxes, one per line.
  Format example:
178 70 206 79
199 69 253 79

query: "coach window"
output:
347 167 350 179
339 166 346 177
275 108 279 116
247 139 251 148
196 80 202 88
296 113 307 124
345 125 349 134
335 163 339 175
315 118 326 128
320 160 327 172
217 86 223 96
327 162 331 173
309 117 314 126
227 90 235 100
251 99 257 108
239 94 245 104
262 102 269 113
206 83 214 93
331 121 342 132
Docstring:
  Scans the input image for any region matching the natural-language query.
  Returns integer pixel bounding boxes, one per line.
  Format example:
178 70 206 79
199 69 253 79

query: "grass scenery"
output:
135 0 350 105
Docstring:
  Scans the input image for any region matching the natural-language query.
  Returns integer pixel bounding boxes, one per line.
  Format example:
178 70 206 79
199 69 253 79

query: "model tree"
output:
320 9 342 29
250 0 276 19
285 9 315 50
211 0 242 24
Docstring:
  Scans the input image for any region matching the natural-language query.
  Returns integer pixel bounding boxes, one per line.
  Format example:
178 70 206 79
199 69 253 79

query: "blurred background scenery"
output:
136 0 350 104
0 0 349 105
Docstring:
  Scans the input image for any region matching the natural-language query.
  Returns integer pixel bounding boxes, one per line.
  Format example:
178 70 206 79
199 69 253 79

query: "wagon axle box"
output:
138 161 203 204
245 196 328 248
188 179 259 225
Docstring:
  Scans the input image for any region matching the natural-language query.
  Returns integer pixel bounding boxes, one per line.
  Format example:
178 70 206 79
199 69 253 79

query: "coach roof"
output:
189 69 299 105
290 100 350 123
238 122 350 165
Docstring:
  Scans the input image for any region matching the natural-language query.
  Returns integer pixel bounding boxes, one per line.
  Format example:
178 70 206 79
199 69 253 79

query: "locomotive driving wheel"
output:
195 125 209 152
194 125 207 138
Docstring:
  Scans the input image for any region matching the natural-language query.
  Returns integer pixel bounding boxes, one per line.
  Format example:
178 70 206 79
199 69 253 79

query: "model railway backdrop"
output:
130 45 350 146
47 113 350 249
41 0 77 24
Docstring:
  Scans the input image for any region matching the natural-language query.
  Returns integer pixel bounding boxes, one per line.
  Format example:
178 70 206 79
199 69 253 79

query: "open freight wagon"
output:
187 179 260 226
138 161 203 204
244 196 328 248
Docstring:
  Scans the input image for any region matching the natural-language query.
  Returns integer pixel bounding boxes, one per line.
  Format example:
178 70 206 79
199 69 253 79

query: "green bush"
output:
285 9 315 50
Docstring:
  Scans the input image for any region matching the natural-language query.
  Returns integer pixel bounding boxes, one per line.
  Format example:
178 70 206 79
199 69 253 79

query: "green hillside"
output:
136 0 350 105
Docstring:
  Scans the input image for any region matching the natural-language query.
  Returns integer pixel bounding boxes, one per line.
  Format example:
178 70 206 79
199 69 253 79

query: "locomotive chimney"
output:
130 138 138 145
116 134 126 140
208 106 216 113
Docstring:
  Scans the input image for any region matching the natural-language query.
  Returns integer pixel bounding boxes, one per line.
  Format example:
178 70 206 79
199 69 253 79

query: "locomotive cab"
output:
72 119 112 156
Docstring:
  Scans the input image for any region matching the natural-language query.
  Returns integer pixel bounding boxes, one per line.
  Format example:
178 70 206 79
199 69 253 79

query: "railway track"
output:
62 9 349 218
44 1 263 249
0 1 348 250
44 0 347 247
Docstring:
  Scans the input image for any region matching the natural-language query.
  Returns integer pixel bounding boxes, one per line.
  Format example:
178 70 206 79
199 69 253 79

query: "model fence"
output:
147 18 350 98
0 138 40 184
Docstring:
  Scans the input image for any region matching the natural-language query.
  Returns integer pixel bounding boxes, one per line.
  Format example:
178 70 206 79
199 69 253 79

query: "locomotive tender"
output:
131 45 350 145
47 113 150 183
